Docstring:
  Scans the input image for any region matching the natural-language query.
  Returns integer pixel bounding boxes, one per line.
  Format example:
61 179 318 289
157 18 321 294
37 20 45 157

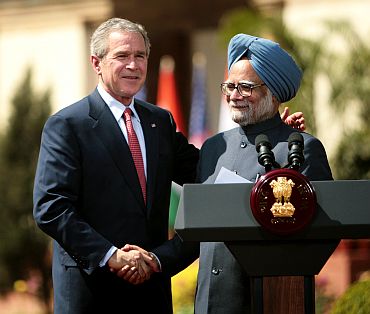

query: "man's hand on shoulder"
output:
281 106 306 131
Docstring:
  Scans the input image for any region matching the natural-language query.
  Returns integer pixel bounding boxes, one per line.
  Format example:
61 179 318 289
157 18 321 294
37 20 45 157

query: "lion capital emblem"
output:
269 177 296 217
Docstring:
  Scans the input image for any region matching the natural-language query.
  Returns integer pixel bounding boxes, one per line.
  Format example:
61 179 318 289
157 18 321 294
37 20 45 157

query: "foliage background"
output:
330 276 370 314
0 69 52 312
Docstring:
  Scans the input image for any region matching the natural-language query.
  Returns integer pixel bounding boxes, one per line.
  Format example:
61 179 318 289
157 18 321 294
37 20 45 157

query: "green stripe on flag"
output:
169 182 182 230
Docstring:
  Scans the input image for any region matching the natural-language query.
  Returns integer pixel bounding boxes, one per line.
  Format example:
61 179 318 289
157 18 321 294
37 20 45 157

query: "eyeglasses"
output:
220 82 266 97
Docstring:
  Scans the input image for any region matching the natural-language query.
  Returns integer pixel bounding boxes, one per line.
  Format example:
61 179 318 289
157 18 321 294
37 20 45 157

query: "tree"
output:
324 21 370 179
0 68 52 311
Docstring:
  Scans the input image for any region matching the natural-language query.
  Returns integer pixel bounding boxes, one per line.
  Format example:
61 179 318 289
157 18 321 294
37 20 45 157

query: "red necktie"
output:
123 108 146 203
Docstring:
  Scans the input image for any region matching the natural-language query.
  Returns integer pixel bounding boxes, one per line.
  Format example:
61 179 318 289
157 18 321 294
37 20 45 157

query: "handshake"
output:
107 244 160 285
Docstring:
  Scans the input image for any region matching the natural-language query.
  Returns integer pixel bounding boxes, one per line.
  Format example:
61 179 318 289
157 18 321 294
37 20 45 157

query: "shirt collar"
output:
239 113 283 135
97 84 141 123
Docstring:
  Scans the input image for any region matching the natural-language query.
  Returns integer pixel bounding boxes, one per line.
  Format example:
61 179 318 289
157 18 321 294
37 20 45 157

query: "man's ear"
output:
90 55 101 74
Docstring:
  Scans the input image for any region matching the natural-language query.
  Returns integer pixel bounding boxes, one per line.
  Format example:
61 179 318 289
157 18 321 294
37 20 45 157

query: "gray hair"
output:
90 17 151 58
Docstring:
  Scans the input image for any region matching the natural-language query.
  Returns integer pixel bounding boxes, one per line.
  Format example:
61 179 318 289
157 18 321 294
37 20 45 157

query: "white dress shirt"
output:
97 84 147 177
96 85 161 269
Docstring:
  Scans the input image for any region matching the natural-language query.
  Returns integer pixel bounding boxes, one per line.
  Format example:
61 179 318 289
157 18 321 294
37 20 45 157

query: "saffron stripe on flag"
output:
157 55 186 135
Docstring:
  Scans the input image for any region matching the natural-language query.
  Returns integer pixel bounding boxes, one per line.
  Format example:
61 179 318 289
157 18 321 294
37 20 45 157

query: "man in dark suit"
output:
194 34 333 314
33 17 199 314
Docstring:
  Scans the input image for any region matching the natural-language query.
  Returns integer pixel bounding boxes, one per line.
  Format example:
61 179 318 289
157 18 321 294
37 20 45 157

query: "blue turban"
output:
227 33 302 103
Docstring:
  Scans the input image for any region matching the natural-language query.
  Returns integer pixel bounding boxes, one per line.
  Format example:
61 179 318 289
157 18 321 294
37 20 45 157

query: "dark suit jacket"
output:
194 114 333 314
33 89 199 314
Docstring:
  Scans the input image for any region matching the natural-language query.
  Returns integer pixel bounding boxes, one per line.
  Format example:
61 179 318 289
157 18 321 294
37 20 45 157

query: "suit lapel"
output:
88 91 146 209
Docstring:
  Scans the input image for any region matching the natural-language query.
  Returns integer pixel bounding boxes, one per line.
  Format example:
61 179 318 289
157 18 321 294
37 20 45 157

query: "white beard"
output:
230 89 276 126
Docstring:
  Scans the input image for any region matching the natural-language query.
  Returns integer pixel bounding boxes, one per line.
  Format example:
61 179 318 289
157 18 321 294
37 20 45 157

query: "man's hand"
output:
281 106 306 131
107 247 153 284
108 244 160 285
122 244 160 273
115 264 144 285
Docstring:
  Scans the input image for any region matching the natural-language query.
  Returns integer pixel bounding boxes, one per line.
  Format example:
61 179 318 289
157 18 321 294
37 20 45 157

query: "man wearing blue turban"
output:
227 33 302 104
194 34 333 314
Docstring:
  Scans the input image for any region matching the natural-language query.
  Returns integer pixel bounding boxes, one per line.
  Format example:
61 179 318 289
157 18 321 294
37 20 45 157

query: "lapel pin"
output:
151 123 156 128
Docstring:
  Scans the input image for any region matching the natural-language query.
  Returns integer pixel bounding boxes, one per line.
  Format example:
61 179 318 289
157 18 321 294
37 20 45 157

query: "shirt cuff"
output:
150 252 162 272
99 246 118 267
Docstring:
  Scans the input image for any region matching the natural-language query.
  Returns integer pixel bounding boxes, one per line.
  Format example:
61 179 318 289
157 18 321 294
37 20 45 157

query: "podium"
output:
174 180 370 314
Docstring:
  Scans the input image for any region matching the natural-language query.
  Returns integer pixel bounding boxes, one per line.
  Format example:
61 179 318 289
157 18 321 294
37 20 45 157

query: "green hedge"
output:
331 280 370 314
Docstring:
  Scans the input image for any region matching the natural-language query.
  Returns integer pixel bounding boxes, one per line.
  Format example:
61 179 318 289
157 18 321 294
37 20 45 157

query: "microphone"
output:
288 132 305 170
255 134 279 172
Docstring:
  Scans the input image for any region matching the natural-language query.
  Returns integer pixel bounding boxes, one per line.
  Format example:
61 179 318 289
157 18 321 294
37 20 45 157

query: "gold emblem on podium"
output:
269 177 296 217
250 169 316 235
